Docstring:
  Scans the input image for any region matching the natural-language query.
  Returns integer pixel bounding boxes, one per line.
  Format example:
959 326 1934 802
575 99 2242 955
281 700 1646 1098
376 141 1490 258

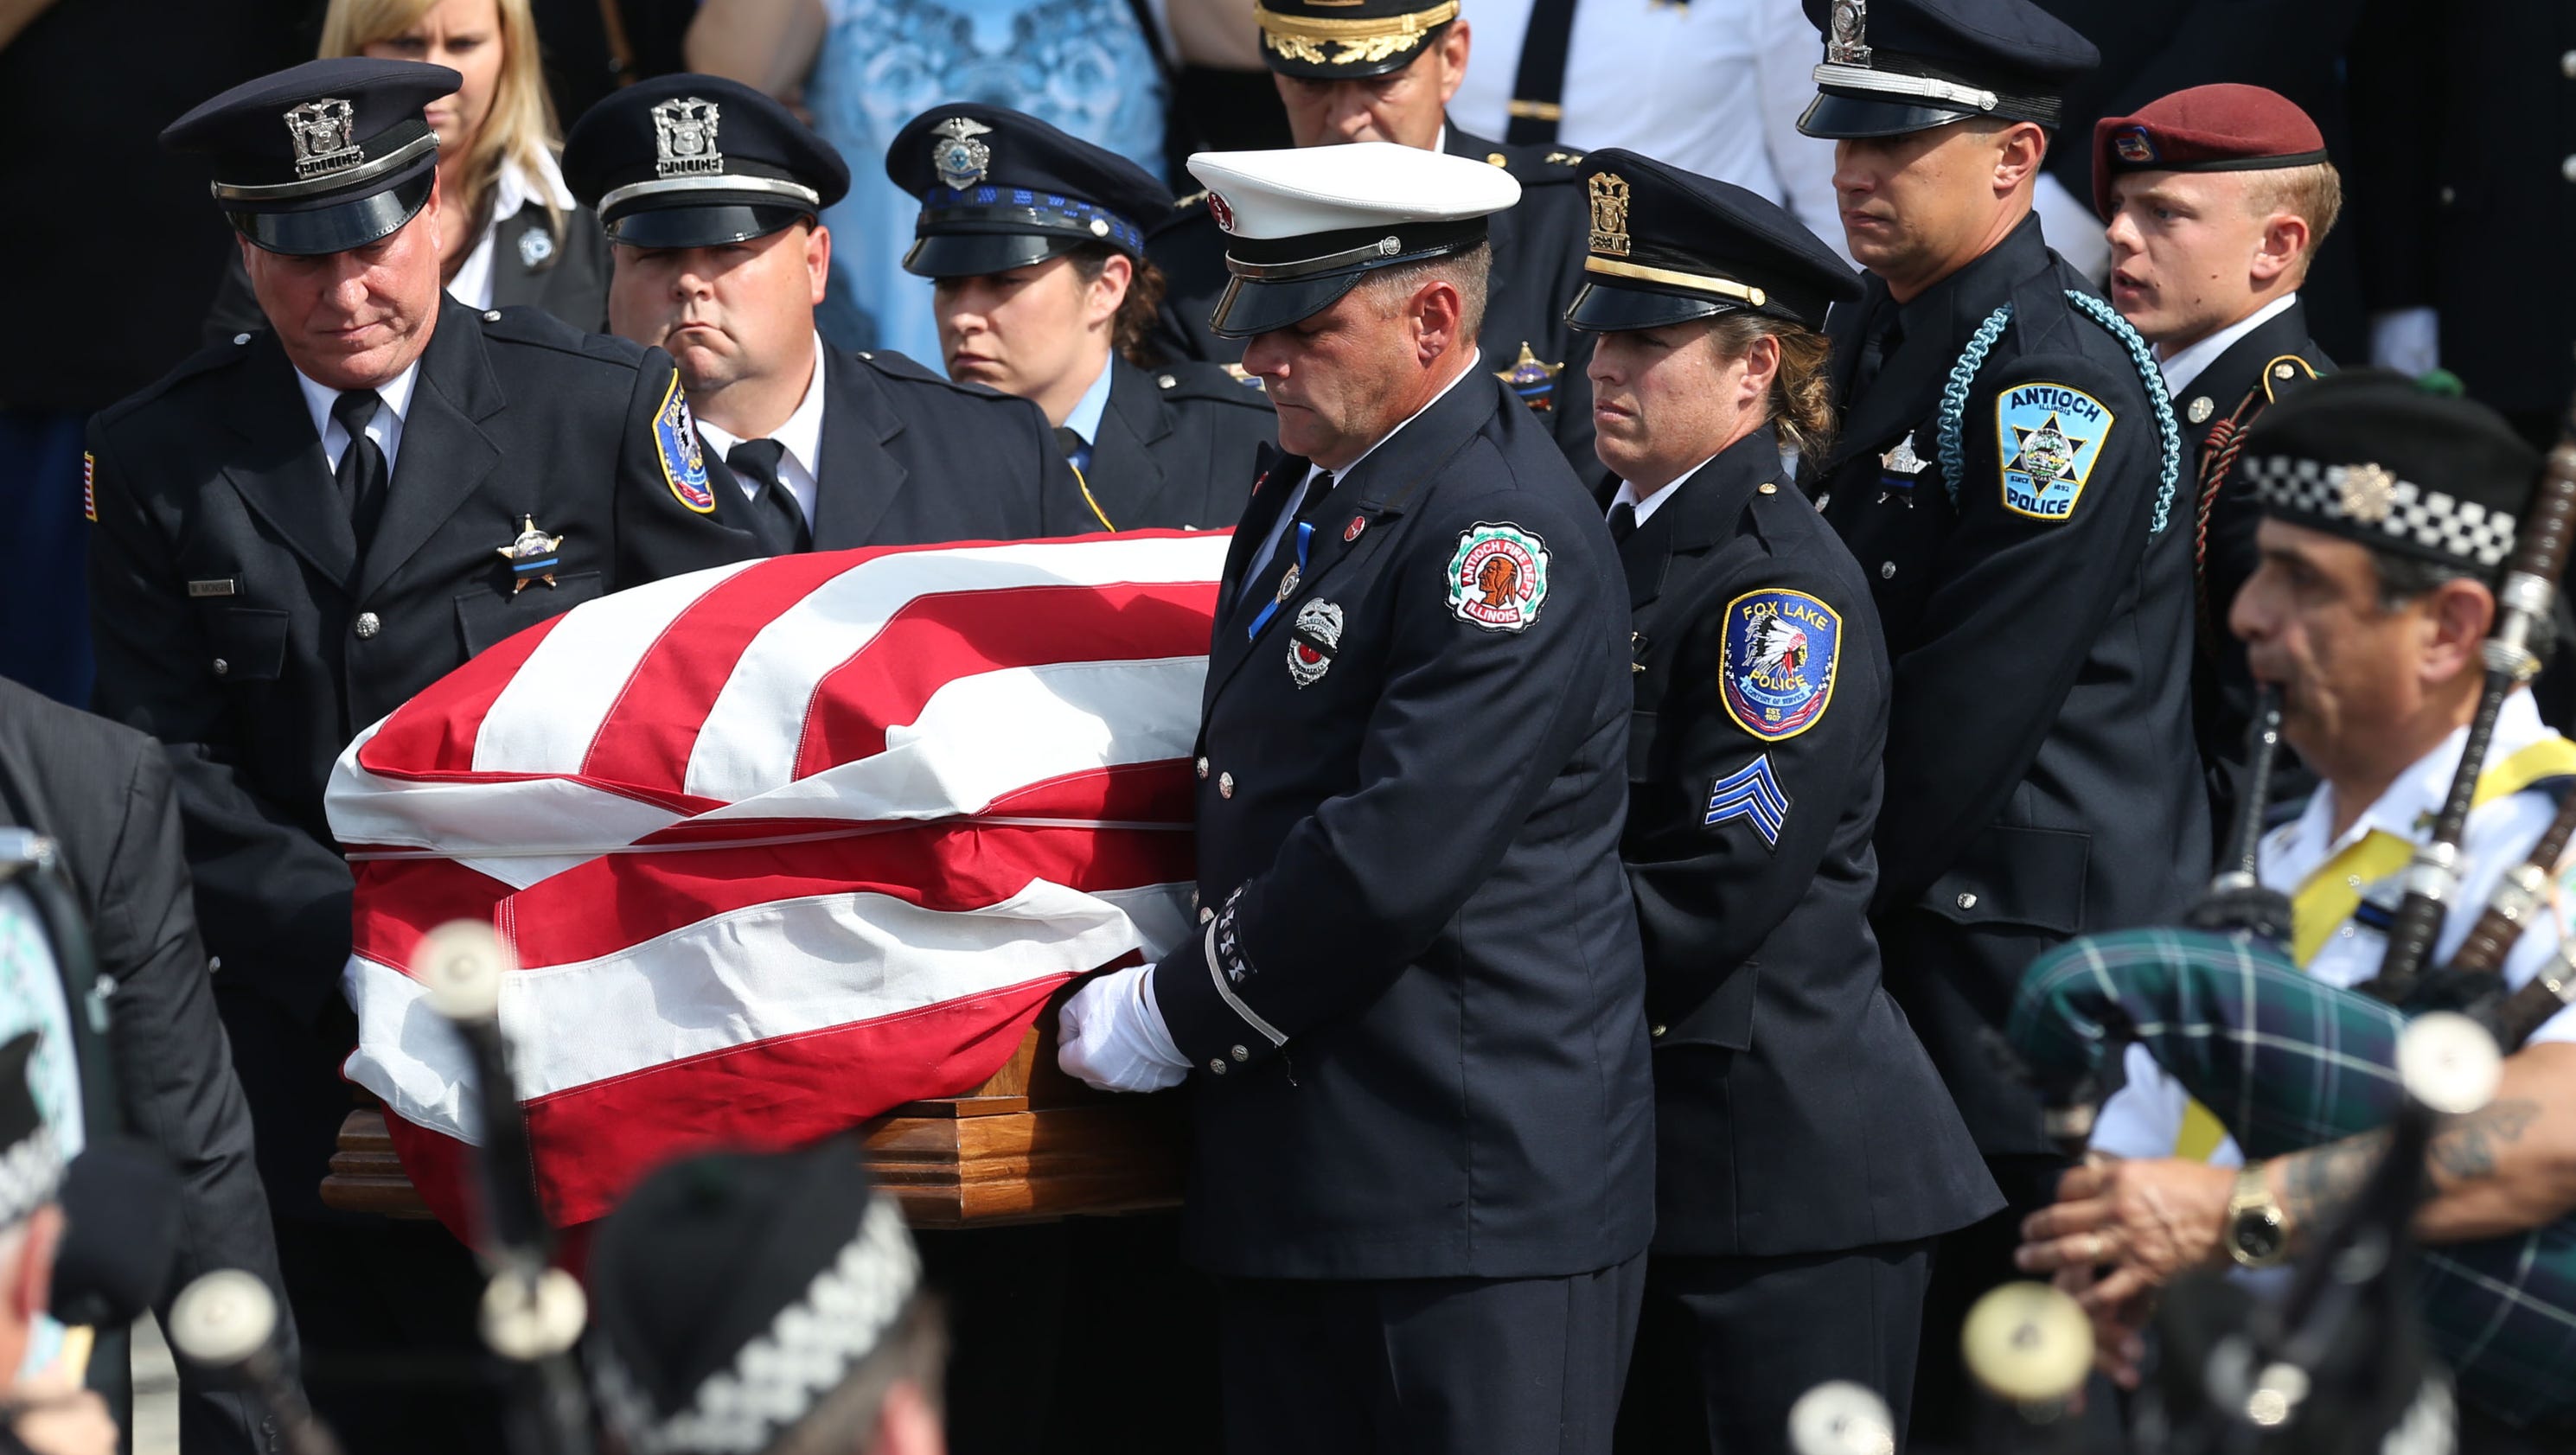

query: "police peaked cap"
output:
1566 149 1862 334
887 103 1172 278
2091 84 2330 220
163 58 458 257
1796 0 2098 140
1254 0 1461 80
0 1034 61 1233
2236 371 2541 574
565 74 852 250
588 1138 922 1455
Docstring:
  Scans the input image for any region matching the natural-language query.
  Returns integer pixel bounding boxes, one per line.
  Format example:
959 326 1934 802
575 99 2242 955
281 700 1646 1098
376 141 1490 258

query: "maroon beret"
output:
2091 83 2329 219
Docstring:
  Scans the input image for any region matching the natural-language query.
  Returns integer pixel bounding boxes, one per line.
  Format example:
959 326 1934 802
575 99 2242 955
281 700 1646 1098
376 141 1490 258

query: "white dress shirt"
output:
1448 0 1845 259
2093 691 2576 1165
1606 452 1719 527
2157 291 2301 397
1239 351 1482 599
443 152 578 312
295 362 420 476
693 332 830 530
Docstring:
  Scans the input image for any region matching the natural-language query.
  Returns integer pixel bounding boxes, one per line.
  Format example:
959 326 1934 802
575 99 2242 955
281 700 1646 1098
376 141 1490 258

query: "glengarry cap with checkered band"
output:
0 1033 61 1233
564 74 851 250
1564 148 1862 334
1185 143 1520 338
1794 0 2098 141
887 103 1171 279
2236 370 2541 572
1254 0 1460 80
161 58 459 257
587 1138 921 1455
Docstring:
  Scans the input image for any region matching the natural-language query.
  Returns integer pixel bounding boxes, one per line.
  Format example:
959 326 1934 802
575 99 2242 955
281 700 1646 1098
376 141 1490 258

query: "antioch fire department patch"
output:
1446 523 1550 633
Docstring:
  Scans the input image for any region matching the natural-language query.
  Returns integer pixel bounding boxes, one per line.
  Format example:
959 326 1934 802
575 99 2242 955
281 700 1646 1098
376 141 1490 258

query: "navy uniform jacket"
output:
204 201 616 343
0 679 289 1455
86 298 760 1212
1615 425 1998 1257
2176 301 2330 826
1150 368 1654 1281
1145 123 1600 476
1078 356 1275 532
1806 215 2209 1158
775 347 1083 550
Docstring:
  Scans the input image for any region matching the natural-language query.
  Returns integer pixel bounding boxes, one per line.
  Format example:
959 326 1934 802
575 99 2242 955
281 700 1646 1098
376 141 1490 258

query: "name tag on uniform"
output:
187 578 240 598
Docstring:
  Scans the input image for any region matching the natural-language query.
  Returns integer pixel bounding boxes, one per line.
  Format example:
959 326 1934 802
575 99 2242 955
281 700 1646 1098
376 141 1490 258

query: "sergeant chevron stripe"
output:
1703 753 1790 849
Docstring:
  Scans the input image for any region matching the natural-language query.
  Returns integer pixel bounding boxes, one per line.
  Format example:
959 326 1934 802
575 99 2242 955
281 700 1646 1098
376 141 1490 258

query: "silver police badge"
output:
1826 0 1871 64
1287 599 1343 687
651 97 725 180
930 117 994 190
284 98 363 180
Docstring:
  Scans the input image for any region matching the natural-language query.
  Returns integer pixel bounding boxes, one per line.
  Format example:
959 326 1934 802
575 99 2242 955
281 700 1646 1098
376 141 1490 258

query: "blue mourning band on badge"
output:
1718 588 1840 741
1246 520 1314 639
1705 754 1790 849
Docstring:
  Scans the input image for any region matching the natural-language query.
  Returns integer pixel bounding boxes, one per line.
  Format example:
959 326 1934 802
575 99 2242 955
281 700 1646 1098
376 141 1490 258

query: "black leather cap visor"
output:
604 201 812 249
1564 279 1738 333
229 168 436 256
1796 90 1981 138
902 230 1077 278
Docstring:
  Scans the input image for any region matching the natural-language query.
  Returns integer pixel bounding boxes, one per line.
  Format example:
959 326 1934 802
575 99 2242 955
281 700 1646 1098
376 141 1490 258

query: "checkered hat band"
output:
0 1128 61 1229
2240 454 2518 569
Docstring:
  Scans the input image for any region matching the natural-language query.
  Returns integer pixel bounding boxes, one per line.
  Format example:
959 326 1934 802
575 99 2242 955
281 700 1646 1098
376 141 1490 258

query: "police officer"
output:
886 103 1276 533
566 75 1083 555
587 1139 947 1455
1054 142 1652 1455
1791 0 2210 1433
1568 150 2001 1450
2094 84 2339 831
86 57 760 1452
1144 0 1601 475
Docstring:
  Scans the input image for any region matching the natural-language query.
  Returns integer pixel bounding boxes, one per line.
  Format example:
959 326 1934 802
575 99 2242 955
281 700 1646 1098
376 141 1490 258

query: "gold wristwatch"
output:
2225 1161 2290 1269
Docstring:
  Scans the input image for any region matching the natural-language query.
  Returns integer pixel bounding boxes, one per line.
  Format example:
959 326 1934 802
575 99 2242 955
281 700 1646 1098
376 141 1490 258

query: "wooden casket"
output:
320 987 1185 1228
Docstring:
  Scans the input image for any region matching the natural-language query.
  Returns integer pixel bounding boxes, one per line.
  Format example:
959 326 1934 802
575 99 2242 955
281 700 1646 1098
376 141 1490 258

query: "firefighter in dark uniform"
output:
1791 0 2211 1436
886 103 1276 533
1568 150 2003 1452
2093 84 2338 828
84 58 762 1453
1053 142 1653 1455
1143 0 1601 476
566 75 1083 555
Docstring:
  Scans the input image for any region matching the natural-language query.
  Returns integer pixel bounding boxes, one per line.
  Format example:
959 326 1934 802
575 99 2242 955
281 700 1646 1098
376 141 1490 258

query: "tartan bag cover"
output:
2010 927 2576 1427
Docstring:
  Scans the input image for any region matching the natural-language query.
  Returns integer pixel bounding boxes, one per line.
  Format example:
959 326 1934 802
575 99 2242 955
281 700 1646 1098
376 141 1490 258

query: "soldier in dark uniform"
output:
566 75 1084 555
1144 0 1601 475
1568 150 2002 1452
2093 84 2340 828
1054 142 1652 1455
587 1139 947 1455
1791 0 2212 1436
85 57 762 1453
885 103 1276 534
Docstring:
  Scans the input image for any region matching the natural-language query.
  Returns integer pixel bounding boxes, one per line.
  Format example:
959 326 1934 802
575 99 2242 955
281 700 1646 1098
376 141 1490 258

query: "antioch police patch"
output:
654 372 715 514
1719 588 1840 740
1996 383 2113 521
1446 523 1550 633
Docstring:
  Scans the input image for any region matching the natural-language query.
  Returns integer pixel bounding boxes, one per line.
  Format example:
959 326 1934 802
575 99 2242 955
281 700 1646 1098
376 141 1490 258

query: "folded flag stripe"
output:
329 532 1230 1231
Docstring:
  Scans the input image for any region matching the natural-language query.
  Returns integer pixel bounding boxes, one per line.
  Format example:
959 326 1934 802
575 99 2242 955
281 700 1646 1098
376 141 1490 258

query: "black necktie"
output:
1606 501 1638 546
331 389 388 555
1241 469 1333 612
1052 425 1094 478
725 438 811 553
1852 296 1904 402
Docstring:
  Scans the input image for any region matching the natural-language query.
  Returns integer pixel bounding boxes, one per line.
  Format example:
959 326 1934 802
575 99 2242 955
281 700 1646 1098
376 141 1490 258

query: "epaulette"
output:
1150 361 1276 408
1147 192 1216 240
1483 143 1585 186
2260 354 2323 405
478 303 649 368
853 346 1035 405
92 332 257 427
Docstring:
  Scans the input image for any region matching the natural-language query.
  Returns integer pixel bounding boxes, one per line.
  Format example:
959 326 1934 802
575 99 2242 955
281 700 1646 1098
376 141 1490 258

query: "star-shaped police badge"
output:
1495 342 1565 414
2006 412 2087 490
497 514 565 594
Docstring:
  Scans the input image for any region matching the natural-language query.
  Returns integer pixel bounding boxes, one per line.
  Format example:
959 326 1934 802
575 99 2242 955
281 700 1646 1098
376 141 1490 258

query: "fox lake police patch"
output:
653 372 715 514
1719 588 1840 740
1446 523 1550 633
1996 383 2113 522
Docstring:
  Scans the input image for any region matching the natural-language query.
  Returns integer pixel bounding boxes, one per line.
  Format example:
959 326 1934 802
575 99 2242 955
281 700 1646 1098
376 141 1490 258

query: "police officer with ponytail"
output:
1569 150 1998 1451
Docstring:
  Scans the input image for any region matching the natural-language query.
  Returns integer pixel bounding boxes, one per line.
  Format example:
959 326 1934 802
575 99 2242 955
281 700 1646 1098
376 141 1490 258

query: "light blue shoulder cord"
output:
1933 291 2182 533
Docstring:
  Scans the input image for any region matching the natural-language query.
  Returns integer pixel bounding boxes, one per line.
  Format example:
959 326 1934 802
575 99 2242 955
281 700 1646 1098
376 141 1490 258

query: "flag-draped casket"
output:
325 533 1229 1234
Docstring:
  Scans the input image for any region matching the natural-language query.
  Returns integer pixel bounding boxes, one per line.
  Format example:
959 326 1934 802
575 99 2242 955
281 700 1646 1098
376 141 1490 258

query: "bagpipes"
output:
2003 394 2576 1439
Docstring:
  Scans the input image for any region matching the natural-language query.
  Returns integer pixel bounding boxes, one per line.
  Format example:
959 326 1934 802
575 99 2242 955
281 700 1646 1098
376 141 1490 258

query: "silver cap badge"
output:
1827 0 1872 65
651 97 725 180
930 117 994 190
284 99 363 180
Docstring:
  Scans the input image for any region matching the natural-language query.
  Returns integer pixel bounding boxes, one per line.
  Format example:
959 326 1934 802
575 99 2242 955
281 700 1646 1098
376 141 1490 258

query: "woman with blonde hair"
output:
205 0 607 338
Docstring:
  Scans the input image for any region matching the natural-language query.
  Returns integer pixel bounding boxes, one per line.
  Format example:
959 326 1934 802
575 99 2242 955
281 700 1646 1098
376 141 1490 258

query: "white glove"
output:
2369 307 2441 377
1058 964 1189 1094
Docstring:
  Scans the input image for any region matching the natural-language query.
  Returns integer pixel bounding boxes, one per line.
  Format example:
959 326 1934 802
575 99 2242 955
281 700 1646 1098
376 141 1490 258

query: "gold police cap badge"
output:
1588 172 1631 258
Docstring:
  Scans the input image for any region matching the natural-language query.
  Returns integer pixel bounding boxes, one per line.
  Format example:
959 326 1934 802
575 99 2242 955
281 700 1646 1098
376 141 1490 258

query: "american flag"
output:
326 532 1229 1231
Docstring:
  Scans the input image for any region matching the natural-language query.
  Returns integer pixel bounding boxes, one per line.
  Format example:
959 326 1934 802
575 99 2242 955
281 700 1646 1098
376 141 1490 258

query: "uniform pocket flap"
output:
1921 824 2090 934
455 571 605 658
1652 962 1757 1051
211 607 290 681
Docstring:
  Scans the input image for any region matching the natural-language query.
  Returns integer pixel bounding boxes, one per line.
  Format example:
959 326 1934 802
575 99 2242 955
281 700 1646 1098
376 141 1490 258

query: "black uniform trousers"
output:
1220 1256 1646 1455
